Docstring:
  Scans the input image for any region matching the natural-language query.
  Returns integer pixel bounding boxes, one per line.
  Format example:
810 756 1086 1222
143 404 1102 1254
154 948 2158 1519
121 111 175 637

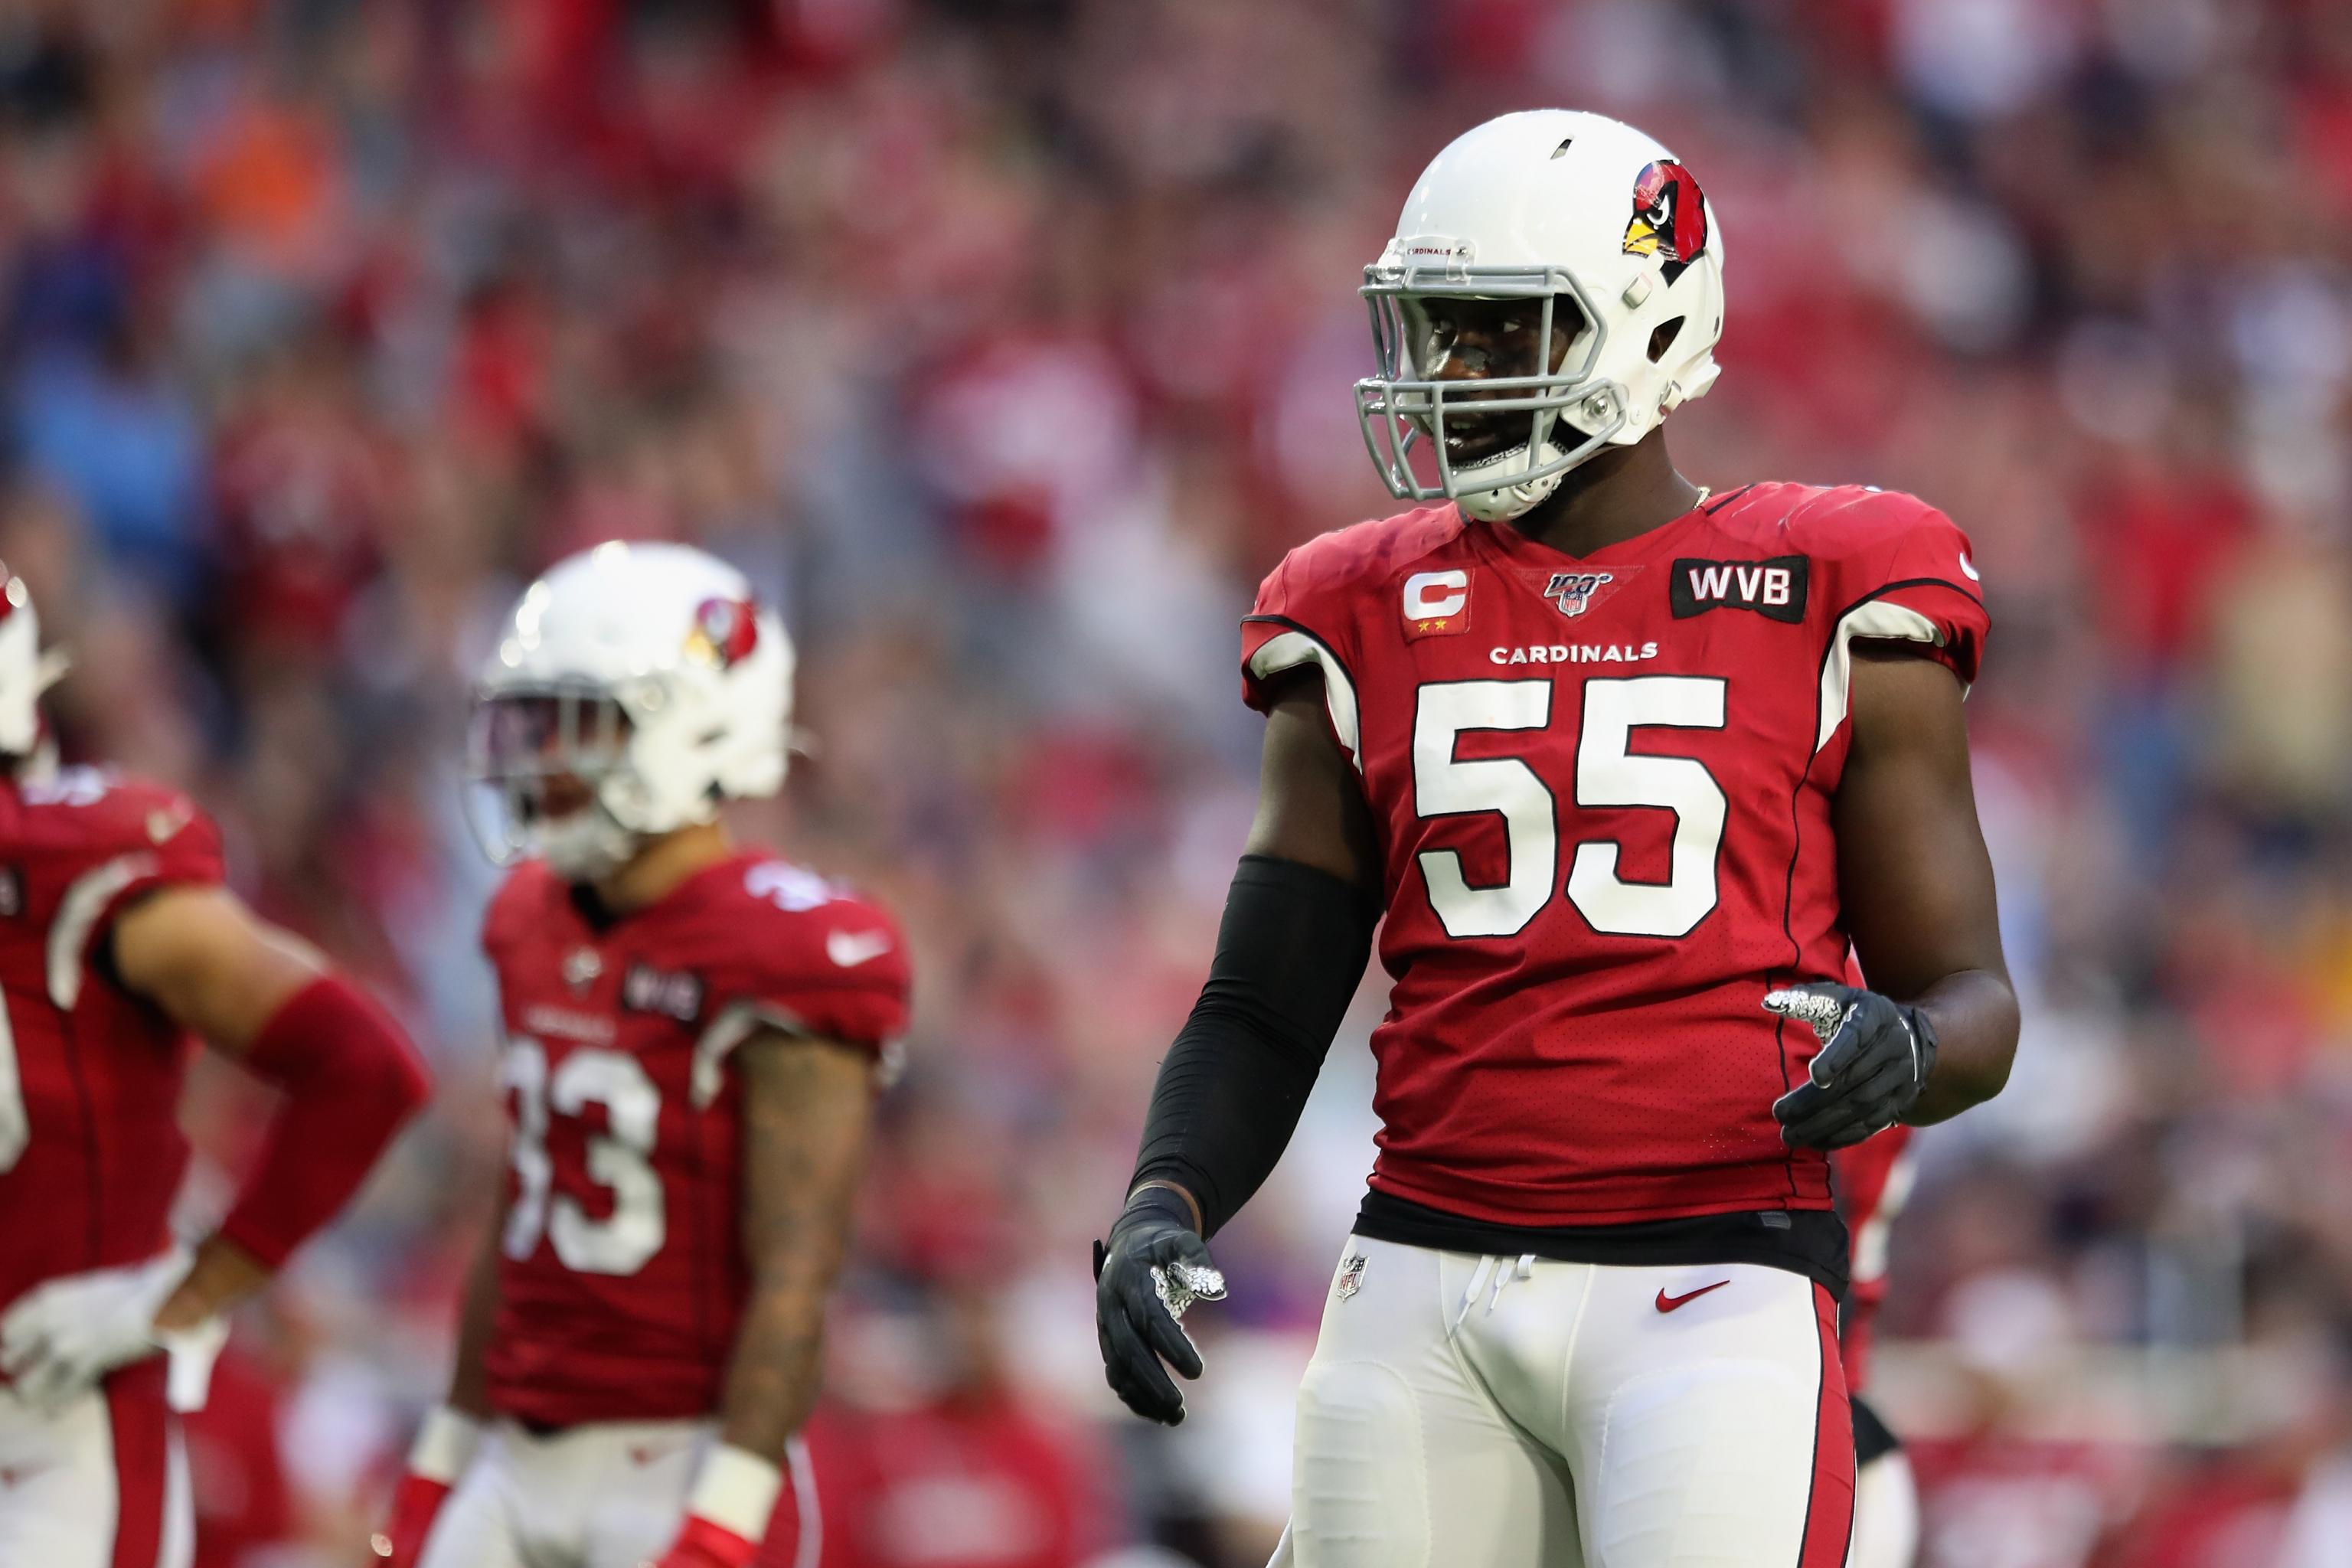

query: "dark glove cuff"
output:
1113 1184 1197 1242
1902 1003 1940 1089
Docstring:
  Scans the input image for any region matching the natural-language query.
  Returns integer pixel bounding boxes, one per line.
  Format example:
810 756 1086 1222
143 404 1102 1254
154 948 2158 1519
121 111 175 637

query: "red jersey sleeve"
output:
709 896 912 1050
1242 518 1435 775
1795 488 1990 761
46 779 228 1007
1816 488 1990 685
1237 508 1465 766
688 869 913 1106
1240 542 1366 707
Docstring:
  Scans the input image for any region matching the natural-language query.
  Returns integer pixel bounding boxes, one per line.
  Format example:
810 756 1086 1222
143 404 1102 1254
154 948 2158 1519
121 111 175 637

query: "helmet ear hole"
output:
1647 317 1686 364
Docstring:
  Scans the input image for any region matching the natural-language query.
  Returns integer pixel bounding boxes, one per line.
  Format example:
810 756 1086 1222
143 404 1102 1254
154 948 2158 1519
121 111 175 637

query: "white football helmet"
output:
1356 109 1726 521
466 541 794 882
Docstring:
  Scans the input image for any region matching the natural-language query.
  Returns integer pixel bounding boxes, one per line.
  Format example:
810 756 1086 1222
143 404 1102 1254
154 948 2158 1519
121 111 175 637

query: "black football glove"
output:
1093 1186 1226 1426
1765 982 1938 1150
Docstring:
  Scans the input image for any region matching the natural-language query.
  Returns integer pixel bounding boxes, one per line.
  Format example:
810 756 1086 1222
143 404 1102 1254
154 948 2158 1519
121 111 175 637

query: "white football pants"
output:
1272 1235 1854 1568
417 1417 819 1568
1845 1449 1918 1568
0 1359 193 1568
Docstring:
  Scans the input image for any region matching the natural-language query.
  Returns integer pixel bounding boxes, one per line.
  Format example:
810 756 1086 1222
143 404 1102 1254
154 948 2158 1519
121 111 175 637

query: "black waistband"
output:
1352 1189 1849 1298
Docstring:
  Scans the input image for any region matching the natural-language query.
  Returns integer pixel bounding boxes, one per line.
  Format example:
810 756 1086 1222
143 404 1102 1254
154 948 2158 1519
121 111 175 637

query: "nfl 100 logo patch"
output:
562 946 605 992
1335 1252 1368 1299
1547 571 1609 616
1527 562 1640 619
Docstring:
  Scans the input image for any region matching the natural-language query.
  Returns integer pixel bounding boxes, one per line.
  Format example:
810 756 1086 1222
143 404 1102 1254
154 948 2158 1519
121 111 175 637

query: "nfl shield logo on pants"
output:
1335 1253 1368 1300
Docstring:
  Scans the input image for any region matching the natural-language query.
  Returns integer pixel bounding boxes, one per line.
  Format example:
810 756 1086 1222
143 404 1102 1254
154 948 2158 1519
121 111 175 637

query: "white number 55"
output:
1413 675 1727 941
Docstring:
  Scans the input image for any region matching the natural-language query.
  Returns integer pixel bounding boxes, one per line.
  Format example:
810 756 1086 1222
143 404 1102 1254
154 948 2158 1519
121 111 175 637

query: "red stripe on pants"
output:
105 1358 168 1568
753 1436 822 1568
1798 1281 1856 1568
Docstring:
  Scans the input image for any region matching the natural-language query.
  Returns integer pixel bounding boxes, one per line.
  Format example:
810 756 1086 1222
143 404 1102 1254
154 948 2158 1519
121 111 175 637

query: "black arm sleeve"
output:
1128 853 1379 1237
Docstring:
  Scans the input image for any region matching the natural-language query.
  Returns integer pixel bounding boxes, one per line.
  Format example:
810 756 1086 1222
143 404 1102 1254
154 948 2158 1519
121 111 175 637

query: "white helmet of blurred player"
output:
1357 109 1726 521
467 541 794 882
0 569 69 766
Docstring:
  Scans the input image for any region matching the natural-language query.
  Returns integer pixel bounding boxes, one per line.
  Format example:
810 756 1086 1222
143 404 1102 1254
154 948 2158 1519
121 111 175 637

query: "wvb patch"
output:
1671 556 1808 622
623 963 704 1022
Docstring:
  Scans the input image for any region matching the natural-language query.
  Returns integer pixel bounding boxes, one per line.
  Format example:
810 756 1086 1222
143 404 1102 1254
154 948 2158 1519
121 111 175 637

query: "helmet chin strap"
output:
535 805 641 885
1454 436 1573 522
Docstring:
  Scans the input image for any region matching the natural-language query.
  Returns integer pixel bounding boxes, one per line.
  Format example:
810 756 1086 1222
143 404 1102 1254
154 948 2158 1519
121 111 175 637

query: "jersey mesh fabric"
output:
480 851 910 1428
0 769 227 1318
1239 483 1988 1227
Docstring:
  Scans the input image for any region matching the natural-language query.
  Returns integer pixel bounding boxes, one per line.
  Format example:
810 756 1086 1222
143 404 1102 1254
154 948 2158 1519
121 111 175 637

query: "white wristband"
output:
407 1406 484 1485
687 1442 782 1541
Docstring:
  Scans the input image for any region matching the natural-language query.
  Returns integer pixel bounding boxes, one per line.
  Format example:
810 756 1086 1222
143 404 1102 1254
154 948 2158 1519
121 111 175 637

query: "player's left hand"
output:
642 1514 760 1568
0 1246 223 1413
1764 982 1938 1150
1094 1185 1227 1426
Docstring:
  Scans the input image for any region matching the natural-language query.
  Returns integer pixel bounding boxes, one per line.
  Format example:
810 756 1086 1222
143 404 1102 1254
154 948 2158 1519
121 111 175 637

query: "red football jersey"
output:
480 851 912 1428
1831 1124 1916 1390
0 766 228 1319
1240 482 1988 1226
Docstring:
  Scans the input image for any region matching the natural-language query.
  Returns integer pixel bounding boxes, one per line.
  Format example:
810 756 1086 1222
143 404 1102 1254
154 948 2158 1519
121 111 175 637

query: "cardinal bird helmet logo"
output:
684 596 760 670
1622 159 1709 286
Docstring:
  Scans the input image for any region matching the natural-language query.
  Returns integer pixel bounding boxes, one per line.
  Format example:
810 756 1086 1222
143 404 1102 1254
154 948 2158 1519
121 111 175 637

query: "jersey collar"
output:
1462 493 1721 571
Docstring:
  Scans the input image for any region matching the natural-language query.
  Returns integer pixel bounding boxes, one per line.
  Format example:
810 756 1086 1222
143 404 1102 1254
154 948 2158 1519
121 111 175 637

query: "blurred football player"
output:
374 543 911 1568
0 568 432 1567
1095 109 2019 1566
1837 1129 1922 1568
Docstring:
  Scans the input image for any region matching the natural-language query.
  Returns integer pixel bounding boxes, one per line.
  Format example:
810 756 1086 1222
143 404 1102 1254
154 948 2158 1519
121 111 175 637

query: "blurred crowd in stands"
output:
10 0 2352 1563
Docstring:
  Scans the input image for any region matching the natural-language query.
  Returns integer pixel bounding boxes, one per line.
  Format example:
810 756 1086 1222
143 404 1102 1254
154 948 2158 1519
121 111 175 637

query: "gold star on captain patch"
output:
1418 618 1449 632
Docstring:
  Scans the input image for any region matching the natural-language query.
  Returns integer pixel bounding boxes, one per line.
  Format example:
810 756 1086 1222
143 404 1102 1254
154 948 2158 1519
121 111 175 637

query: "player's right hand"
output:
1093 1184 1226 1426
0 1246 204 1413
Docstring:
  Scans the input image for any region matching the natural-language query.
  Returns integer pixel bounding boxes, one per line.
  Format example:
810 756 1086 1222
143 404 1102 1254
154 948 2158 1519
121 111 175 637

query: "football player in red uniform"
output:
0 569 432 1567
1094 109 2020 1566
374 544 911 1568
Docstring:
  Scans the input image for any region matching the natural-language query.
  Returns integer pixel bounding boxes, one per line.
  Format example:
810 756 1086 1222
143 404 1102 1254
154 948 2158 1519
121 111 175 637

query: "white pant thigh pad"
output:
1543 1261 1853 1568
1287 1237 1579 1568
1282 1240 1854 1568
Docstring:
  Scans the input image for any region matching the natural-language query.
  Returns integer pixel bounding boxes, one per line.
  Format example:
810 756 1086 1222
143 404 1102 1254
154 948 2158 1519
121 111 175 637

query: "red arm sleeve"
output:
215 976 433 1269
